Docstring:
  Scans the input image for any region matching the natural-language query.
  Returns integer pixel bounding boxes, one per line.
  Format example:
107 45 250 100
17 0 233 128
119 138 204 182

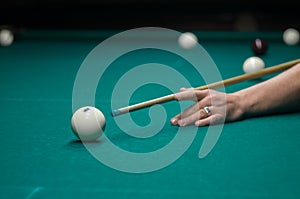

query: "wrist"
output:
228 92 247 121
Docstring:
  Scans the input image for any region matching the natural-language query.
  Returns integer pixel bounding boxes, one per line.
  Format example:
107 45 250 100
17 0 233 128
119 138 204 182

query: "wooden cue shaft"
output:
111 59 300 117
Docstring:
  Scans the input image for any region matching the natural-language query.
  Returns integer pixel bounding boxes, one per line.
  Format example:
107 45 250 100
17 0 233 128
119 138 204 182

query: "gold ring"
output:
200 107 210 118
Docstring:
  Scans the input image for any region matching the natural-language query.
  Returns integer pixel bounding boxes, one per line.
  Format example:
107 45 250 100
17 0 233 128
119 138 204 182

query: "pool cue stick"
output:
111 59 300 117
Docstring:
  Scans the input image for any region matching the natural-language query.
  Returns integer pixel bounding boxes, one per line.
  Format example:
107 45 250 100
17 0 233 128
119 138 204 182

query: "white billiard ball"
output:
283 28 299 46
0 29 14 46
71 106 106 141
243 56 265 74
178 32 198 49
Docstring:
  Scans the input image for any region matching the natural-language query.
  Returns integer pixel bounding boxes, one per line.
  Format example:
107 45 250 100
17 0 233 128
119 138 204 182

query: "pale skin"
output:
170 63 300 127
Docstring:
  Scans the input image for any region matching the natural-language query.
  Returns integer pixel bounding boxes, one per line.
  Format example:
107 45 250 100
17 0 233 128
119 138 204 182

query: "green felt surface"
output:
0 30 300 199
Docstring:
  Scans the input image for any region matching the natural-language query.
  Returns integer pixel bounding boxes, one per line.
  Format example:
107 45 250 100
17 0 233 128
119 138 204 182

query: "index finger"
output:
174 89 209 101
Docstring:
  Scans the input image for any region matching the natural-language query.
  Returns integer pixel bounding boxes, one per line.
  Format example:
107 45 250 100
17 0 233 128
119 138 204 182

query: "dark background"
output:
1 0 300 31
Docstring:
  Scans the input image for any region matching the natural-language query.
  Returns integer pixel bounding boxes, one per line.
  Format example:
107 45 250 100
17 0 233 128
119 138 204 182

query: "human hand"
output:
170 88 243 126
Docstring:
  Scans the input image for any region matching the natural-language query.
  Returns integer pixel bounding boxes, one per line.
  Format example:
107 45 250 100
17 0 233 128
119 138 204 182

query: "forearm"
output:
236 63 300 118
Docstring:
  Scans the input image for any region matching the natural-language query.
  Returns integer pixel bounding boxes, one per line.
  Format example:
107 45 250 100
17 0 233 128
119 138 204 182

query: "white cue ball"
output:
71 106 106 141
178 32 198 49
283 28 299 46
0 29 14 46
243 56 265 74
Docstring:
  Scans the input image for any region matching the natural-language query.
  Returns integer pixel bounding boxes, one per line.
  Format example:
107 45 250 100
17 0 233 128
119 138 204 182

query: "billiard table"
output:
0 28 300 198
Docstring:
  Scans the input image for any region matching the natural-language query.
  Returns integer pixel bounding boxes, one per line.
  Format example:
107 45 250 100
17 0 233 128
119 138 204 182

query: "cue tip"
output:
111 109 121 117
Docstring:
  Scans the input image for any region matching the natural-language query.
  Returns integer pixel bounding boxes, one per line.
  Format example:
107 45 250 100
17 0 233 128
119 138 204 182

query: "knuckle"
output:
197 101 203 108
211 115 224 124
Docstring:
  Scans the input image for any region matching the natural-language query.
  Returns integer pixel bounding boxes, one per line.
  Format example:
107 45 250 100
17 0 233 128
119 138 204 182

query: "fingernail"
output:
171 118 178 125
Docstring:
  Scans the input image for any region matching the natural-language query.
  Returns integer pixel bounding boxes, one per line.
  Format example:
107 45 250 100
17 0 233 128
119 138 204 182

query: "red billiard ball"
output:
252 38 267 55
